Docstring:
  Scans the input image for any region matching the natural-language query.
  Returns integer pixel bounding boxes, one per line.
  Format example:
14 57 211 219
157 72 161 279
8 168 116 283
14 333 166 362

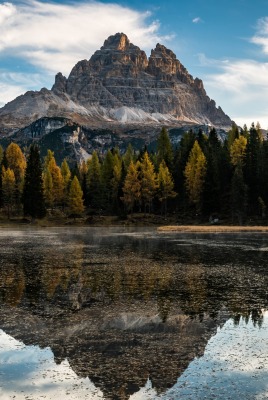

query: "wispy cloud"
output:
198 54 268 127
196 15 268 128
0 0 173 106
192 17 202 24
0 71 50 107
251 17 268 54
0 0 171 76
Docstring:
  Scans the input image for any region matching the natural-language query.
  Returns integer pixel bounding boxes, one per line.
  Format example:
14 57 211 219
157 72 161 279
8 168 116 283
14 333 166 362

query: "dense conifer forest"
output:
0 123 267 224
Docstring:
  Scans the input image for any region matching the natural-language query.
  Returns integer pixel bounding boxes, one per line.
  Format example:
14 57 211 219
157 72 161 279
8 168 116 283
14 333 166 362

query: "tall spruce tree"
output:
0 145 3 165
156 127 173 169
23 145 46 219
202 128 222 215
244 124 262 213
231 165 248 225
101 150 115 209
87 151 102 209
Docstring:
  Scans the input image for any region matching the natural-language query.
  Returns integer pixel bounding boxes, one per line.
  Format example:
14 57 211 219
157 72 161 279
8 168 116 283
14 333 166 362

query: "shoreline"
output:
1 218 268 233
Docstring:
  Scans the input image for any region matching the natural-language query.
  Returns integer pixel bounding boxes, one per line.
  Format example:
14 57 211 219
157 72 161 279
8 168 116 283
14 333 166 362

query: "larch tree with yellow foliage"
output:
61 158 71 209
42 150 64 208
184 140 207 212
140 152 157 213
121 161 141 214
6 143 26 208
157 161 177 216
2 167 16 219
6 143 26 183
230 136 247 166
67 176 84 217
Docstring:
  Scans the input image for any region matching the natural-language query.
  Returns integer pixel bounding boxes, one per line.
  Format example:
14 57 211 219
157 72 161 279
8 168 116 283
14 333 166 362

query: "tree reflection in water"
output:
0 228 268 399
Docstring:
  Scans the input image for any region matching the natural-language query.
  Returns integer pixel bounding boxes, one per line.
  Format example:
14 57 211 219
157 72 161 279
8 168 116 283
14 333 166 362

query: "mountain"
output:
0 33 232 161
0 33 231 131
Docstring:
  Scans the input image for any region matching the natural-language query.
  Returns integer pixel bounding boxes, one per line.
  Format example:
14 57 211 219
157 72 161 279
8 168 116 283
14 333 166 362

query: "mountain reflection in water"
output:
0 227 268 400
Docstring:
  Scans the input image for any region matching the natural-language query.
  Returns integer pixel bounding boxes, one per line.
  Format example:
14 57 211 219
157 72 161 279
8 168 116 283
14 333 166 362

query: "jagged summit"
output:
102 32 131 51
0 32 232 135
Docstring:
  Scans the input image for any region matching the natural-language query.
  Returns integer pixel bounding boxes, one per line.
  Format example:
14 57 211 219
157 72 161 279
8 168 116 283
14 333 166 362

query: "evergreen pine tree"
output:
244 125 262 213
101 150 115 208
156 127 173 169
202 128 222 215
123 144 135 171
0 145 3 165
231 165 248 225
111 154 122 212
23 145 46 219
87 151 102 209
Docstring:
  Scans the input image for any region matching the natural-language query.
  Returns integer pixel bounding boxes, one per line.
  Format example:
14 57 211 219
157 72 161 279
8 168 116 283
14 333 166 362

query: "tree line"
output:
0 123 267 223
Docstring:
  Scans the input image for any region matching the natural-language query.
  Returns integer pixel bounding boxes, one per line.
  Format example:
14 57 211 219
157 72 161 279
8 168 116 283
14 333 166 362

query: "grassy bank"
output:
1 210 268 230
0 212 178 228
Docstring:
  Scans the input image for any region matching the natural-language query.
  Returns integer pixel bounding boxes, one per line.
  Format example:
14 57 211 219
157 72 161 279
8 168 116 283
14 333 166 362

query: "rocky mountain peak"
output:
153 43 177 59
52 72 67 94
0 32 232 135
102 32 130 51
147 43 194 86
89 32 148 71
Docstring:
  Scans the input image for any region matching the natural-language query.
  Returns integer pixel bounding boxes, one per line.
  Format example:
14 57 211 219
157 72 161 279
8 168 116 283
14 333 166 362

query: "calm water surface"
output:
0 227 268 400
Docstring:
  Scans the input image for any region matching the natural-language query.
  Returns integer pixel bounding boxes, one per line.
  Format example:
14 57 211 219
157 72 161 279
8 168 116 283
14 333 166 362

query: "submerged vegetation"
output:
0 123 268 224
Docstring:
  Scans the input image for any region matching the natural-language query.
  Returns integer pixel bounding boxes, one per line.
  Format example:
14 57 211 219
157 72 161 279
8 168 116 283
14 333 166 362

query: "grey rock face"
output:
0 32 232 135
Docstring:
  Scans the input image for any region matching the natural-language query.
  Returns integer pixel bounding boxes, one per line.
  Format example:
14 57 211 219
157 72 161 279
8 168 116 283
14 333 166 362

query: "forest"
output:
0 123 267 224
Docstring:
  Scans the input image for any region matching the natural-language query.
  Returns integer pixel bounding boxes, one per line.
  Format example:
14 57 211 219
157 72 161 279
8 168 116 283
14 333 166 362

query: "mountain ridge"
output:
0 32 232 136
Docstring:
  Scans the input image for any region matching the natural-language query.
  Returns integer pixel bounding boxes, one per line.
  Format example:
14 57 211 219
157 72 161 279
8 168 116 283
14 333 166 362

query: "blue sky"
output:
1 0 268 127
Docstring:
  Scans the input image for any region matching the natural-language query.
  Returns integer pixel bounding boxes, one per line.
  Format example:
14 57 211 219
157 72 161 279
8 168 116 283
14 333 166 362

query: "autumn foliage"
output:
0 123 268 223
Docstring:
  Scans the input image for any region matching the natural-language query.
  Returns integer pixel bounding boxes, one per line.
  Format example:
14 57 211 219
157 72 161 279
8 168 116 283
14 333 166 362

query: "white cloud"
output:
199 56 268 127
0 0 171 76
192 17 202 24
0 2 16 24
251 17 268 54
0 82 24 107
0 71 49 107
206 59 268 93
195 17 268 128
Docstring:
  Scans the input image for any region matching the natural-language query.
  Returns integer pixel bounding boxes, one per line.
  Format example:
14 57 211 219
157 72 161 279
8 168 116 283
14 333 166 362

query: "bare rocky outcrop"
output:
0 32 232 136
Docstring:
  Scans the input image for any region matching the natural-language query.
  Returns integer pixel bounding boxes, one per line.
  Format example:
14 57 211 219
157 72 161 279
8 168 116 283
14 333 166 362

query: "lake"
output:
0 227 268 400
